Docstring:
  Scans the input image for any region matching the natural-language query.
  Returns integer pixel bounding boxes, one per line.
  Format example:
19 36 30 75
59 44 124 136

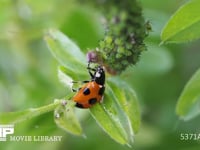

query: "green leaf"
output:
0 100 60 124
176 68 200 120
90 100 128 145
108 79 141 134
58 66 88 87
58 66 76 89
54 100 82 136
90 79 141 145
44 29 86 73
161 0 200 43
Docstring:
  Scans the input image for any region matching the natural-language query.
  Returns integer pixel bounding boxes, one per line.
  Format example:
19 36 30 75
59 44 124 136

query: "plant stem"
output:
0 99 64 124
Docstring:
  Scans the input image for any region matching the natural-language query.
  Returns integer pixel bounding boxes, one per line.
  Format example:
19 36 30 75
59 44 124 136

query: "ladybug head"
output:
93 66 105 85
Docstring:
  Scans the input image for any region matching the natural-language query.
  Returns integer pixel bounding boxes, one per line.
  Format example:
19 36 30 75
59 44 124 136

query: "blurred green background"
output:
0 0 200 149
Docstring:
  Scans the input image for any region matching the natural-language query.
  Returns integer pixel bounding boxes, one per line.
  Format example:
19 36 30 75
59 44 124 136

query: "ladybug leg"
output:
87 63 96 78
72 88 78 92
71 80 89 84
88 70 94 79
72 87 83 92
71 80 89 92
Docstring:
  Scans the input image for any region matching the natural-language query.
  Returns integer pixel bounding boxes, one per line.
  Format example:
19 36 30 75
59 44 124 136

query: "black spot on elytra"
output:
83 88 90 95
98 86 105 95
75 103 84 108
89 98 97 105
